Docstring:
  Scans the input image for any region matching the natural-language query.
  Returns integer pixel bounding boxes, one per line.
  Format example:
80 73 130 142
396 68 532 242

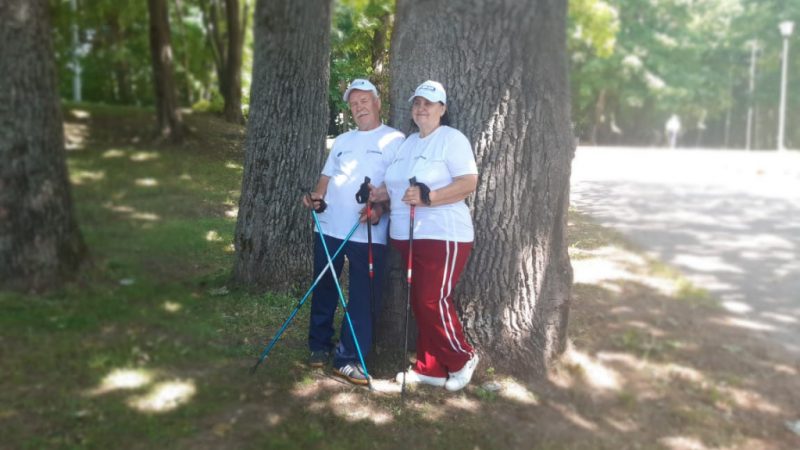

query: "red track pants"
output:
391 238 474 377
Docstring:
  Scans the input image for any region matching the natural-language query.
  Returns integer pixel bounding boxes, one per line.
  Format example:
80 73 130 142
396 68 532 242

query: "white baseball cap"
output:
408 80 447 104
343 79 378 102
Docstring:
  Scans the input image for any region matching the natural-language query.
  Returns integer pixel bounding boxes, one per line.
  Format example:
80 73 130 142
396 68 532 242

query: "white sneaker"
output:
444 354 479 392
395 368 447 387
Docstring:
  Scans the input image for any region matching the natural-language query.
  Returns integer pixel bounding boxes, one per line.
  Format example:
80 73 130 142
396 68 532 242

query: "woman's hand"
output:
369 183 389 203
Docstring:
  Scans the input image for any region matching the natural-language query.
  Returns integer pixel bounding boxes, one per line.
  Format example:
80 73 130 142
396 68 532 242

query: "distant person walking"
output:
665 114 681 149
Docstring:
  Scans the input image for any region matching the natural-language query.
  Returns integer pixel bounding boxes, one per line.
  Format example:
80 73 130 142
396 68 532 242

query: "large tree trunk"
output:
379 0 574 379
147 0 184 143
222 0 244 123
232 0 331 291
0 0 87 291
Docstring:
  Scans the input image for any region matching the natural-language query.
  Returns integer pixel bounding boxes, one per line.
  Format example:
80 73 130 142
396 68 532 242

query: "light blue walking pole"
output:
311 209 374 391
250 217 361 374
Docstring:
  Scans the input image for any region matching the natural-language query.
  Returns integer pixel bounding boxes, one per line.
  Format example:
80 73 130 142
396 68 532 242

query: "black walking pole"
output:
401 177 418 401
355 177 376 353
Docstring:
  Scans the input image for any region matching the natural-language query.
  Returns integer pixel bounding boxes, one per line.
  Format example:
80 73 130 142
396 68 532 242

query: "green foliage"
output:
329 0 395 133
569 0 800 148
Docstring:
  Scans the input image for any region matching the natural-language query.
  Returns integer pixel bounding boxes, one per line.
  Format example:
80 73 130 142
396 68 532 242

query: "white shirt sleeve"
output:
445 131 478 177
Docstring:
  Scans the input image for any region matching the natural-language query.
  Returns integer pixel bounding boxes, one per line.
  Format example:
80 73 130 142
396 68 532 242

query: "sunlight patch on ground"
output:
672 255 743 274
760 311 798 324
549 402 599 431
71 170 105 185
130 151 160 162
127 379 196 413
104 202 161 221
179 173 192 181
88 368 152 396
659 435 708 450
102 149 126 158
605 416 639 433
721 300 752 314
225 162 243 170
562 346 621 391
135 178 159 187
725 386 783 414
329 392 393 424
444 395 480 412
711 316 776 332
162 301 182 313
70 109 91 119
206 230 223 242
571 245 677 296
498 379 538 405
64 119 89 150
225 207 239 218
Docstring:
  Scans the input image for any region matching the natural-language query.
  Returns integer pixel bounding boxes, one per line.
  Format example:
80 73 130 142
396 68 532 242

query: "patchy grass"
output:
1 105 799 449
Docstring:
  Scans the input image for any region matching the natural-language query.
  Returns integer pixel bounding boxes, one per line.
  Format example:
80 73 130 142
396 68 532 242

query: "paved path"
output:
571 147 800 357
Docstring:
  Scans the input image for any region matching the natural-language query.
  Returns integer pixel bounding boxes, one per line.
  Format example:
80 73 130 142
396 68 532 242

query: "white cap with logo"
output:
408 80 447 104
343 79 378 102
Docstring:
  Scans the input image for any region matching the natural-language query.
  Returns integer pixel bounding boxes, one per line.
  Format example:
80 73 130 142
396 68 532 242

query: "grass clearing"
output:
1 105 799 449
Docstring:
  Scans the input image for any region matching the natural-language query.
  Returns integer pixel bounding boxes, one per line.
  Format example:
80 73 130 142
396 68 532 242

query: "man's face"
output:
348 90 381 131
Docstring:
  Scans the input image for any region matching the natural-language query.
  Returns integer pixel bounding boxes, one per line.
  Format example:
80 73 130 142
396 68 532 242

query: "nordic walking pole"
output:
401 177 417 401
250 198 359 374
311 209 375 392
355 177 376 353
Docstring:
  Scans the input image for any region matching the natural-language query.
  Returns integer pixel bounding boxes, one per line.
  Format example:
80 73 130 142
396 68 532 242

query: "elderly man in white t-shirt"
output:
300 79 404 385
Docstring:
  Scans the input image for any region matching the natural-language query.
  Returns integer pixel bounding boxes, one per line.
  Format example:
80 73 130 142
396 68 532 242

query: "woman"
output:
374 80 479 391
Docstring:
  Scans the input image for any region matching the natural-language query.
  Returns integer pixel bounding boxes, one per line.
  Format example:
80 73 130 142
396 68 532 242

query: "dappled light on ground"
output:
103 202 161 221
559 345 620 391
87 368 152 396
102 149 126 158
70 170 105 185
134 177 159 187
162 301 182 313
127 379 196 413
130 151 160 162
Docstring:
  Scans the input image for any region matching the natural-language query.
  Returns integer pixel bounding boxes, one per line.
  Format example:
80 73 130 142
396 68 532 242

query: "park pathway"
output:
571 146 800 359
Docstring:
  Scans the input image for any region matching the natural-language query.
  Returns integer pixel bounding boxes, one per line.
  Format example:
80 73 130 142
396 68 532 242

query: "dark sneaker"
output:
332 363 370 386
308 350 330 368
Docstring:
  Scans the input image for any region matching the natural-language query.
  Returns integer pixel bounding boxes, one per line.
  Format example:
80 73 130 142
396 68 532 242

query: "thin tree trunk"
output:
147 0 184 143
222 0 244 123
232 0 332 290
380 0 574 378
370 7 393 111
0 0 87 291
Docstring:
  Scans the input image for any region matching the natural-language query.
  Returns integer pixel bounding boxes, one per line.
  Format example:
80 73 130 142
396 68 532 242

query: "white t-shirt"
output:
385 126 478 242
316 124 405 244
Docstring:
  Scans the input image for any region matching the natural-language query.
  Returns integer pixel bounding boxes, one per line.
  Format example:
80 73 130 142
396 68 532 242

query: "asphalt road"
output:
571 146 800 358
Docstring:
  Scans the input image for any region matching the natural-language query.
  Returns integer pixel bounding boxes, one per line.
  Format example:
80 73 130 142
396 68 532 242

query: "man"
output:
301 79 404 385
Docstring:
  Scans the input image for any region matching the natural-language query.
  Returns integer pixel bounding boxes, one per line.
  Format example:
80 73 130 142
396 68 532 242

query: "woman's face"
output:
411 97 446 132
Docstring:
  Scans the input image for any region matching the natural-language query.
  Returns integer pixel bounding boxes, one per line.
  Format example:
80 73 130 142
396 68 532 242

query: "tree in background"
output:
198 0 250 123
147 0 185 143
381 0 575 377
232 0 332 290
0 0 86 291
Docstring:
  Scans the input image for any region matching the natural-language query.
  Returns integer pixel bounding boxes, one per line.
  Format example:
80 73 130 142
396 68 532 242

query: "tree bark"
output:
222 0 244 123
0 0 87 291
147 0 184 143
379 0 574 379
232 0 331 291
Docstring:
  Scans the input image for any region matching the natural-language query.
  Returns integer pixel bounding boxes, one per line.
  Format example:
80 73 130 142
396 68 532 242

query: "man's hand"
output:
359 202 385 224
302 192 326 212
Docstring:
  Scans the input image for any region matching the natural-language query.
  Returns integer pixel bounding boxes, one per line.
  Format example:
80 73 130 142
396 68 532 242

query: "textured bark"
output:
222 0 244 123
378 0 574 378
0 0 86 291
232 0 331 291
147 0 184 143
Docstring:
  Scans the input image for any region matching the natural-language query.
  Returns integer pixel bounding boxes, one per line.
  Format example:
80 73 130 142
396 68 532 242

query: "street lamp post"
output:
777 20 794 151
746 40 759 150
